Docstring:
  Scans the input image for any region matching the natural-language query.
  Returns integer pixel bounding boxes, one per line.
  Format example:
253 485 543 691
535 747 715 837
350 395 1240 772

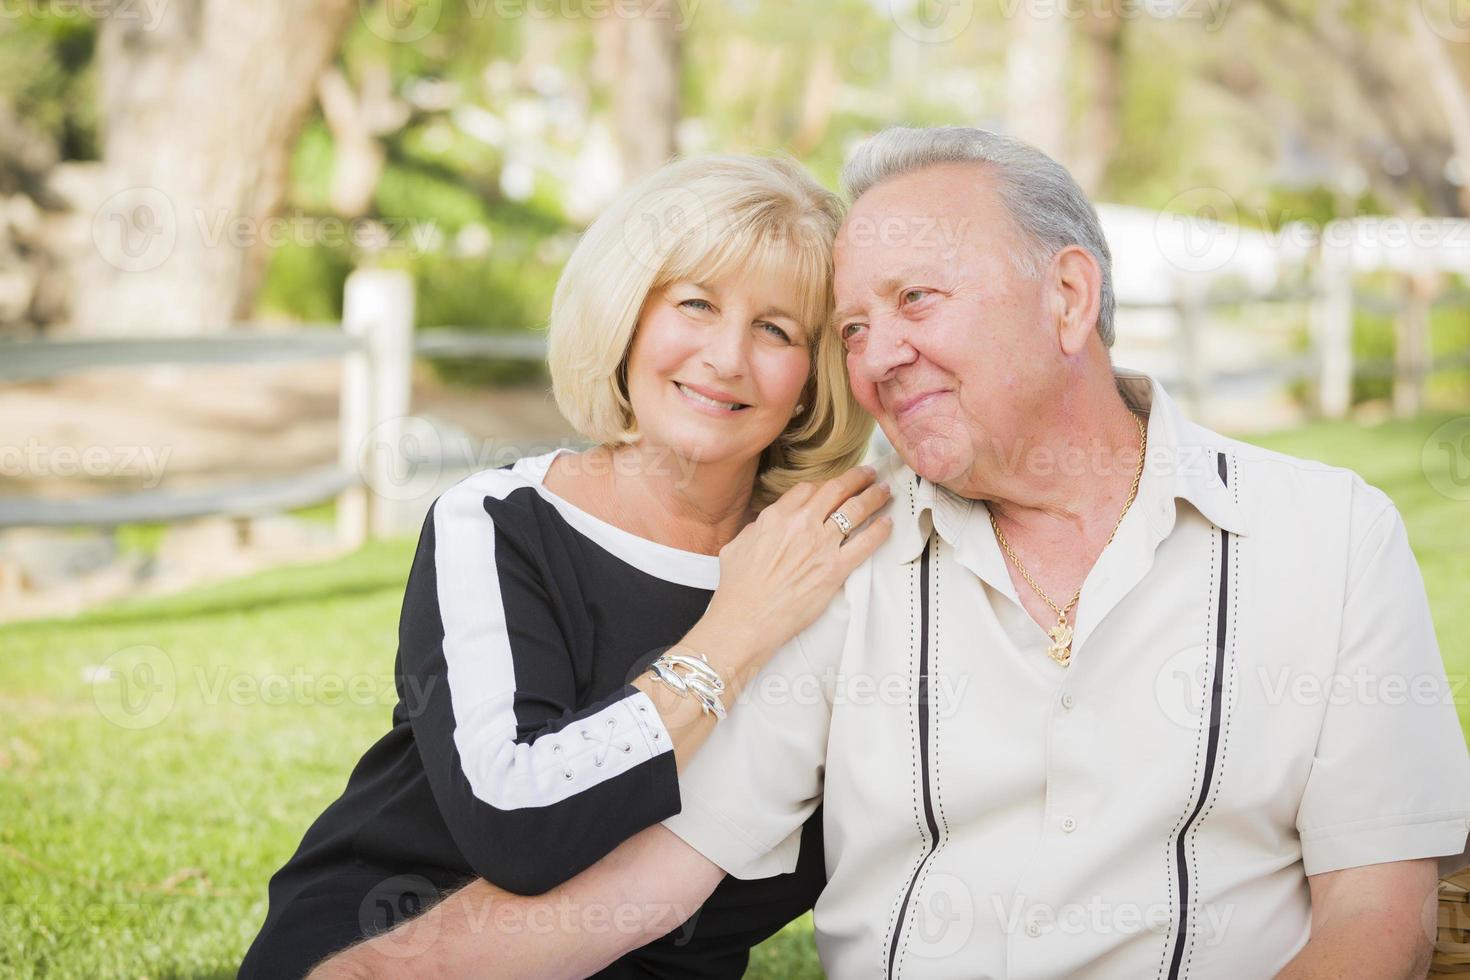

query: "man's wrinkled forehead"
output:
834 165 1010 271
839 190 967 258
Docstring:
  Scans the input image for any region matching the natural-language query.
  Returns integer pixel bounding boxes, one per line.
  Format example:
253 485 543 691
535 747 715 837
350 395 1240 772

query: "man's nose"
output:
855 319 917 383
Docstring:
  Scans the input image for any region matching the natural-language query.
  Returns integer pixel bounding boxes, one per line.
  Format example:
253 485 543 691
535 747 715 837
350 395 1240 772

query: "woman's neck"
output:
547 444 760 556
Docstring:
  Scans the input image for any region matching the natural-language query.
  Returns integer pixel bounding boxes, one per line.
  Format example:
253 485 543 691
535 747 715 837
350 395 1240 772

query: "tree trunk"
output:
1070 11 1124 196
316 66 389 222
1005 10 1071 165
66 0 355 336
1409 10 1470 216
603 1 682 185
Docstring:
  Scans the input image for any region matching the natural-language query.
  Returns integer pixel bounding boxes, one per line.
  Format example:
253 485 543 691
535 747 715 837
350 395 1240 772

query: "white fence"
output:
2 222 1468 542
0 269 554 547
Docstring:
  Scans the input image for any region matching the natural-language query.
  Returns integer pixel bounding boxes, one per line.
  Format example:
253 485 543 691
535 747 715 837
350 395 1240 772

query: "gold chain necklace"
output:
988 412 1148 668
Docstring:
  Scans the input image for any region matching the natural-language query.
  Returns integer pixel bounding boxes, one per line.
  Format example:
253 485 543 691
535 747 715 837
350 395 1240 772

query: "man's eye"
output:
901 288 930 305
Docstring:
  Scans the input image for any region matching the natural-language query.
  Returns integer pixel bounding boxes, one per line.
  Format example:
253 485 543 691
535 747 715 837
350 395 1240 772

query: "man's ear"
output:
1051 245 1103 356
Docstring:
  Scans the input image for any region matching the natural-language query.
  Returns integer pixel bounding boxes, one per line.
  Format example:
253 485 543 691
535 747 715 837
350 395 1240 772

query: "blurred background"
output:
1 0 1468 976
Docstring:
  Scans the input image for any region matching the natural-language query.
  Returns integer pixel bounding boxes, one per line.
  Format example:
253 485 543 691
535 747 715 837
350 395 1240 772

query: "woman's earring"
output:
792 403 805 416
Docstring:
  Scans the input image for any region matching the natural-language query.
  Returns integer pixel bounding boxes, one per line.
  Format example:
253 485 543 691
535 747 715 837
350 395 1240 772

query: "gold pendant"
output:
1047 622 1074 667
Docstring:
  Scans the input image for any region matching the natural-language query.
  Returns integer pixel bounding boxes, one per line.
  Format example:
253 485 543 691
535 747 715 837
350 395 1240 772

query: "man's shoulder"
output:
1186 420 1397 539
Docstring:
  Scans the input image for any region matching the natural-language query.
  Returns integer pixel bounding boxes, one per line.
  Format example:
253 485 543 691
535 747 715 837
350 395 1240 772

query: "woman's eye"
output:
758 321 792 342
679 298 715 312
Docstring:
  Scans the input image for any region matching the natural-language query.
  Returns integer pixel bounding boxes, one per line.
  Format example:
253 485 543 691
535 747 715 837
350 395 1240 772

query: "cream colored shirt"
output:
664 370 1470 979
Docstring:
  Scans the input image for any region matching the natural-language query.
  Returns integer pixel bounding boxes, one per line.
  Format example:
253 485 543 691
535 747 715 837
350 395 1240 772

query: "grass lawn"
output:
2 411 1467 979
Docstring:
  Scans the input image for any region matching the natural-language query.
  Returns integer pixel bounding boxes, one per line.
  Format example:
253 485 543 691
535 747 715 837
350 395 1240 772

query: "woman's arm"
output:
401 465 888 896
400 475 678 897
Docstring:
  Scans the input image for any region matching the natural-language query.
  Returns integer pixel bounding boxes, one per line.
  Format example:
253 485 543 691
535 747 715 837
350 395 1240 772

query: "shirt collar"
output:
885 369 1250 566
1120 369 1250 540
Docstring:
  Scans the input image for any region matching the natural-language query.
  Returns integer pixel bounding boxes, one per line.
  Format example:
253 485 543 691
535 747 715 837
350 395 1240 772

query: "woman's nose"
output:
701 320 749 378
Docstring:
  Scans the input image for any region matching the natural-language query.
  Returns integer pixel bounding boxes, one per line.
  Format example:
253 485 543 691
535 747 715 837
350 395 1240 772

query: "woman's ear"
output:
1052 245 1103 356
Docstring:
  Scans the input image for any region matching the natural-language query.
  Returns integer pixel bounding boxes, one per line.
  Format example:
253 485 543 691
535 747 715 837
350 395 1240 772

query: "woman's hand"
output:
633 464 892 768
696 464 892 675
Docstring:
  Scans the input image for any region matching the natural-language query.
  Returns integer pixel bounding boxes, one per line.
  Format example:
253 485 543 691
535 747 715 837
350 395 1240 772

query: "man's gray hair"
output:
840 126 1116 347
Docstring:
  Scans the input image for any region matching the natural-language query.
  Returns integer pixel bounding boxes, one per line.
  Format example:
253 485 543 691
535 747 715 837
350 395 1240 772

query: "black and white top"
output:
240 450 826 979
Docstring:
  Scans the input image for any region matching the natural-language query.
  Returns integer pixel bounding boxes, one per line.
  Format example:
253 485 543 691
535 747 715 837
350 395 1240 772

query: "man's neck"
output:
958 364 1145 545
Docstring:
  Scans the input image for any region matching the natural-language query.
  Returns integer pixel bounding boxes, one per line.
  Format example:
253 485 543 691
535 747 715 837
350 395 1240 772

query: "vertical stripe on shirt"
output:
886 536 939 980
1161 451 1234 980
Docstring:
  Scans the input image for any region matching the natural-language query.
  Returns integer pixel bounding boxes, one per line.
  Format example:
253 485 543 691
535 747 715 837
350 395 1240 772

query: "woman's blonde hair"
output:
547 154 872 508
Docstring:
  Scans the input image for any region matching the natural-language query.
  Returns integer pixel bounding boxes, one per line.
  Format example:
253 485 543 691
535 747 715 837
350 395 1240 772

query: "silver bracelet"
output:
645 649 728 720
659 652 726 694
682 674 728 721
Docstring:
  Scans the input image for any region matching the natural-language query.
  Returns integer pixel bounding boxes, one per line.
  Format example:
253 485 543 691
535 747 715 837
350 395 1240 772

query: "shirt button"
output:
1026 922 1042 938
1061 816 1078 833
1061 693 1075 710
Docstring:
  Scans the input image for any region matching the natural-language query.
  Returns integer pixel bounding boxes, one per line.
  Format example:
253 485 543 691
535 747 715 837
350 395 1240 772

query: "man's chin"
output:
883 414 978 487
897 433 975 487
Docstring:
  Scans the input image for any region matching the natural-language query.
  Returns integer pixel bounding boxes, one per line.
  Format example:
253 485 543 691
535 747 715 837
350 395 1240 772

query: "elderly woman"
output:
238 154 892 978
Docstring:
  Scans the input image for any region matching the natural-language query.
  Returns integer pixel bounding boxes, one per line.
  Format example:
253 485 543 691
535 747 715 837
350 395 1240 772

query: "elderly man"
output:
315 128 1470 979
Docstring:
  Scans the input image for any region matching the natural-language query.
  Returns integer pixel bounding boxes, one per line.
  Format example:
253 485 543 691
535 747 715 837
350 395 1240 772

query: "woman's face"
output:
623 269 813 472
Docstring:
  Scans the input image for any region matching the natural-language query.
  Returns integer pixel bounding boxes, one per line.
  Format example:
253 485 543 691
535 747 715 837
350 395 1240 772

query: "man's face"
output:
832 163 1064 489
